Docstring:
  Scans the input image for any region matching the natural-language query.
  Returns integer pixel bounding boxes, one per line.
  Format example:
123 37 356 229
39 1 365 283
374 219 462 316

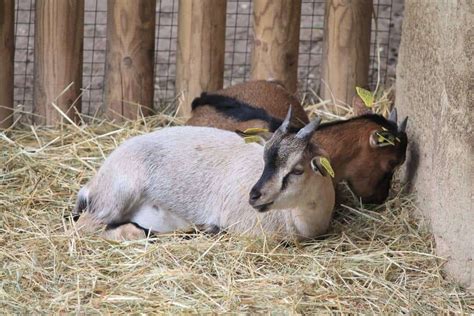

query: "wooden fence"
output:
0 0 373 127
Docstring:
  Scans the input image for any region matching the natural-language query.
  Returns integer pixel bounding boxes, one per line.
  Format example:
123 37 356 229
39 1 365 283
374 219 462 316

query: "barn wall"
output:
396 1 473 290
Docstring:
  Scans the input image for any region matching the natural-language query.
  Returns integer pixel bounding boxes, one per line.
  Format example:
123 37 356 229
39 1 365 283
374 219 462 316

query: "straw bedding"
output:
1 104 473 314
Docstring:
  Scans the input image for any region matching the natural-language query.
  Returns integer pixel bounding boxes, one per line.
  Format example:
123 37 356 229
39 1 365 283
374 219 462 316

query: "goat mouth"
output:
252 201 274 213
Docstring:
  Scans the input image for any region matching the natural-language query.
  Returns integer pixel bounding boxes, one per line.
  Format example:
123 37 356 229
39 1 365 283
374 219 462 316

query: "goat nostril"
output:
249 190 262 201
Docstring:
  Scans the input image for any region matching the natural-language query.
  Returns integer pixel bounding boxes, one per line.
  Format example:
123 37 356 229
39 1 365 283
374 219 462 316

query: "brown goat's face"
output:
346 129 408 204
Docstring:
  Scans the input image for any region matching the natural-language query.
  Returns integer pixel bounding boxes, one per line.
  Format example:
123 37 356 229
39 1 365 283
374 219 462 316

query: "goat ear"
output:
352 94 372 116
310 156 335 178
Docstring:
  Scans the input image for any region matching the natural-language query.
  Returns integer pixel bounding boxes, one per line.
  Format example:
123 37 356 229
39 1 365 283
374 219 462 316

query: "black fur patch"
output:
105 221 129 230
131 222 153 237
105 221 154 238
253 163 277 194
264 143 279 168
318 114 398 133
281 173 291 191
76 195 88 213
68 194 89 221
198 224 221 235
64 212 82 222
191 93 300 132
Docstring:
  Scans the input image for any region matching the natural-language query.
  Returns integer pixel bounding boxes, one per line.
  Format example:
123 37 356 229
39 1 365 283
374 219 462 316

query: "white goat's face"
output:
249 108 329 212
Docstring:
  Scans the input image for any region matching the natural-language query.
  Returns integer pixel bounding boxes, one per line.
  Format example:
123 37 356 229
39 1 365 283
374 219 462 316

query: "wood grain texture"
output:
396 0 473 290
175 0 227 118
104 0 156 121
250 0 302 93
0 0 14 128
320 0 372 113
33 0 84 125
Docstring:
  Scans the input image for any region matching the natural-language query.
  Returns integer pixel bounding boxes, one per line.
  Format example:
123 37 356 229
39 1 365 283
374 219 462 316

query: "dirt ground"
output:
13 0 404 117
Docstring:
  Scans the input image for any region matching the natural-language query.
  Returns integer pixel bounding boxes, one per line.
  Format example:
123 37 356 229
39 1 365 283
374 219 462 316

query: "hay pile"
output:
1 106 473 314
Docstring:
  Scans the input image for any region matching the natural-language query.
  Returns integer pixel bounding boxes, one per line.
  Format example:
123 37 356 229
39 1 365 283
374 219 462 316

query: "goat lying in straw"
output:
73 108 335 241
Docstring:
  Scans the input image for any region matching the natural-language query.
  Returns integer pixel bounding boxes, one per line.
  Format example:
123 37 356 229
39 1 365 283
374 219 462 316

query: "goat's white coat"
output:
131 204 191 232
78 126 335 240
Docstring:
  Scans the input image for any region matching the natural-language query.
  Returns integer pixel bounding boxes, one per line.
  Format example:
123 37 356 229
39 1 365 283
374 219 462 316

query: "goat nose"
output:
249 189 262 202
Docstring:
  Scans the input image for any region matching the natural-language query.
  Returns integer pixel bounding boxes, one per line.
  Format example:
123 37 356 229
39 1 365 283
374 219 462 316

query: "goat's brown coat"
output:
187 80 309 130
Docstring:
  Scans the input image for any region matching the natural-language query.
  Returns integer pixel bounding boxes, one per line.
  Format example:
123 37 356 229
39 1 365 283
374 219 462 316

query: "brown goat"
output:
186 80 408 204
187 80 309 131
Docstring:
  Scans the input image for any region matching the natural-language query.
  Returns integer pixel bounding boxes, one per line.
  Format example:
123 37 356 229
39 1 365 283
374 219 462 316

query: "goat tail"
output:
71 187 90 222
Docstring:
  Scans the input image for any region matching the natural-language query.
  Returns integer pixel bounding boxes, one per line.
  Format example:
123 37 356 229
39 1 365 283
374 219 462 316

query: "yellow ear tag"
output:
356 87 374 108
376 131 396 146
377 127 401 146
242 127 269 135
319 157 335 178
243 135 262 144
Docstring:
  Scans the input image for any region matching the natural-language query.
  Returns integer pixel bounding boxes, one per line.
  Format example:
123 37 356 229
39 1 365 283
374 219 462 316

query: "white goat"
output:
73 109 335 241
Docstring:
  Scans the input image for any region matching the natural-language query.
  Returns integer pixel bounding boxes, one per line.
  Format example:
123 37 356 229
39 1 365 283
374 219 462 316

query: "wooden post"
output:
104 0 156 121
250 0 302 93
320 0 372 112
0 0 14 129
175 0 227 118
34 0 84 125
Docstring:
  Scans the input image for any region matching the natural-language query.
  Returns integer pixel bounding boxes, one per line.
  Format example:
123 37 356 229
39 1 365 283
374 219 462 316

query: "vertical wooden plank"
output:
34 0 84 125
320 0 372 112
0 0 14 129
175 0 227 118
250 0 302 93
104 0 156 121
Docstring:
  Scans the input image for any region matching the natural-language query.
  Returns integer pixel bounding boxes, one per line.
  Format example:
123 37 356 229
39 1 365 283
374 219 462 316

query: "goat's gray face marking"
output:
249 109 323 212
249 132 308 212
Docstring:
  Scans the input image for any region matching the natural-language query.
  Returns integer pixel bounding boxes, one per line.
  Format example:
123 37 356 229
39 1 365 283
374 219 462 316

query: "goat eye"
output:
290 168 304 176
